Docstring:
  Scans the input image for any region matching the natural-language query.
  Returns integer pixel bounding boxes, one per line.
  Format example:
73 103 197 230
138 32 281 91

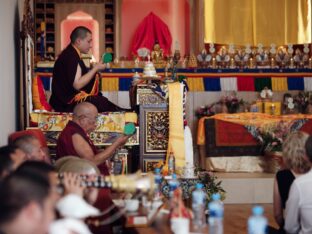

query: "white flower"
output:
288 102 294 109
267 90 273 97
260 90 266 98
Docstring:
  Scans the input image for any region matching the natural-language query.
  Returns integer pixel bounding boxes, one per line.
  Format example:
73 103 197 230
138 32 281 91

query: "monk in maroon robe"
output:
50 26 123 112
56 102 129 233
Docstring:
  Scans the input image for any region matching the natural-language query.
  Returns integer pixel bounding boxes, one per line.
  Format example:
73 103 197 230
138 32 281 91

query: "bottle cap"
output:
196 183 203 189
154 168 161 174
252 205 264 215
212 193 221 201
124 123 136 135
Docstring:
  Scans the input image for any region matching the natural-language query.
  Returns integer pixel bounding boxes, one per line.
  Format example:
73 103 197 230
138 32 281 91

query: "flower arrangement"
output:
221 92 244 113
260 87 273 100
257 122 289 152
195 104 215 118
160 169 225 203
294 91 312 113
282 93 295 114
254 120 307 153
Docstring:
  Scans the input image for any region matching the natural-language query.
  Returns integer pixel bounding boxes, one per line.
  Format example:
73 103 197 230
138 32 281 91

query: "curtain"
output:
131 12 172 56
204 0 311 46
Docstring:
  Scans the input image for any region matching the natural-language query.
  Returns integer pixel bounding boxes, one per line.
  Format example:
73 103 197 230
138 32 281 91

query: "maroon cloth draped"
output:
56 120 109 175
56 120 122 234
131 12 172 56
50 44 94 112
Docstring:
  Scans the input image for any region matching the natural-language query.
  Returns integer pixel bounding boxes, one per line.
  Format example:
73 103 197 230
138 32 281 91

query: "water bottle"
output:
168 152 176 175
154 168 162 200
208 193 224 234
248 205 268 234
168 173 179 198
192 183 206 229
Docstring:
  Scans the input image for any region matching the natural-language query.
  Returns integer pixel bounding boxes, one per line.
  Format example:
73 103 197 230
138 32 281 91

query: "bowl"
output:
124 199 139 212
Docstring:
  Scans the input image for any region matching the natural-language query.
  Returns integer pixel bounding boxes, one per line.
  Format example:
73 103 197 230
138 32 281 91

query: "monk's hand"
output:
62 172 84 197
94 61 106 71
117 134 131 146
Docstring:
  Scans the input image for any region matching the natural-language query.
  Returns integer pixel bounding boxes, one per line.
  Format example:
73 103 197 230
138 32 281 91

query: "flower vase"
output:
227 104 239 113
221 104 228 113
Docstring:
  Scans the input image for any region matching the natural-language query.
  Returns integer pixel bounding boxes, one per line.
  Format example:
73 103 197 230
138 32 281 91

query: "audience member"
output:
273 131 310 233
8 129 49 158
0 170 55 234
0 145 26 178
56 102 129 175
285 134 312 233
13 135 49 162
56 102 129 234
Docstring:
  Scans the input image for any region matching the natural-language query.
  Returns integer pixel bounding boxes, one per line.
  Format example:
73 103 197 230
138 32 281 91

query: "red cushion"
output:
32 76 52 111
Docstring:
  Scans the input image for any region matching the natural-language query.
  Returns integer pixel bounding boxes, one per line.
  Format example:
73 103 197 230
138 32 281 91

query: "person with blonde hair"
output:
285 135 312 233
273 131 310 233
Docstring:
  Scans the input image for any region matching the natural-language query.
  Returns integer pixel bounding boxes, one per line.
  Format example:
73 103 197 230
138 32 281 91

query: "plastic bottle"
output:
208 193 224 234
168 173 179 198
247 205 268 234
192 183 206 229
154 168 162 200
168 152 175 175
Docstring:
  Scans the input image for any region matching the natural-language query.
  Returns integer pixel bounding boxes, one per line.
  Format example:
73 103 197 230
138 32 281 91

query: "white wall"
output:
0 0 24 145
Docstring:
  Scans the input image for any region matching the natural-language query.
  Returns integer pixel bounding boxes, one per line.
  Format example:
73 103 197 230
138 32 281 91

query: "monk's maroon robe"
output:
50 44 122 112
56 120 124 234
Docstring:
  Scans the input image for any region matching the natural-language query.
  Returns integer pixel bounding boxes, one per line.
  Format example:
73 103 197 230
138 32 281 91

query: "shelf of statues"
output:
196 43 312 69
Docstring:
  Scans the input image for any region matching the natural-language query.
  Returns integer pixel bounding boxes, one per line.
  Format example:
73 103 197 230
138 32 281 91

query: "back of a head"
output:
16 160 55 180
0 170 50 225
58 158 100 175
283 131 310 172
0 145 15 179
70 26 91 44
12 134 38 155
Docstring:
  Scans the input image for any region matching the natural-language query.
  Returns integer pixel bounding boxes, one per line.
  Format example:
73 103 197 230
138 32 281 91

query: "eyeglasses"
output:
77 114 98 124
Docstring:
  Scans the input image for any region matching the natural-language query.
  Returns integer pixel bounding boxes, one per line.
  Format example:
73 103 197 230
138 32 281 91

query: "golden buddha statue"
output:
151 41 164 68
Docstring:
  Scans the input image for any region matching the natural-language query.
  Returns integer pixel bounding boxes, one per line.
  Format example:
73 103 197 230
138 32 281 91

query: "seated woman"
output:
273 131 310 233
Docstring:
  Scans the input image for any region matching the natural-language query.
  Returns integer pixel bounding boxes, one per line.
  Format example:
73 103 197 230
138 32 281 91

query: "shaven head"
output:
0 170 54 234
13 135 46 161
70 26 91 44
73 102 98 133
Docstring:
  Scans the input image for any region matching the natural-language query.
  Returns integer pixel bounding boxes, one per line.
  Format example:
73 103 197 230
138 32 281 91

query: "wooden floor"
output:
133 204 278 234
223 204 278 234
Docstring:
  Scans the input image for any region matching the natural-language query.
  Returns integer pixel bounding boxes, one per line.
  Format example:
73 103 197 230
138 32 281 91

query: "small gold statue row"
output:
111 42 312 69
197 43 312 69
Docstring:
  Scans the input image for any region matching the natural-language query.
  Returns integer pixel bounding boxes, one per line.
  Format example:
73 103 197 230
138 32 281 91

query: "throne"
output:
20 0 139 172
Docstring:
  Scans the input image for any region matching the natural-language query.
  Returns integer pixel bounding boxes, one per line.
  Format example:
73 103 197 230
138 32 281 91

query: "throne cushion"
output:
29 112 139 146
32 75 52 111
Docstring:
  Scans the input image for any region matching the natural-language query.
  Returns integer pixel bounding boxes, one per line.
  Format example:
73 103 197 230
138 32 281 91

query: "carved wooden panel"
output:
139 104 168 172
136 85 167 105
145 110 169 152
144 159 164 172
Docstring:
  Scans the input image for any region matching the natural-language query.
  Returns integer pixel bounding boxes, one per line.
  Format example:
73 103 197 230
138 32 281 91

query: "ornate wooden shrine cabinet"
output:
136 84 169 172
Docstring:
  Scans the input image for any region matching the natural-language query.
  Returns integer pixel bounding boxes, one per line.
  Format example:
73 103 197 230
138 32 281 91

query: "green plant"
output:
196 168 226 202
160 169 225 203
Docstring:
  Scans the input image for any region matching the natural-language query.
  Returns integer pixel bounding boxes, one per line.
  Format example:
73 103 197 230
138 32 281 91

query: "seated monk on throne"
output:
151 41 164 67
50 26 126 112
